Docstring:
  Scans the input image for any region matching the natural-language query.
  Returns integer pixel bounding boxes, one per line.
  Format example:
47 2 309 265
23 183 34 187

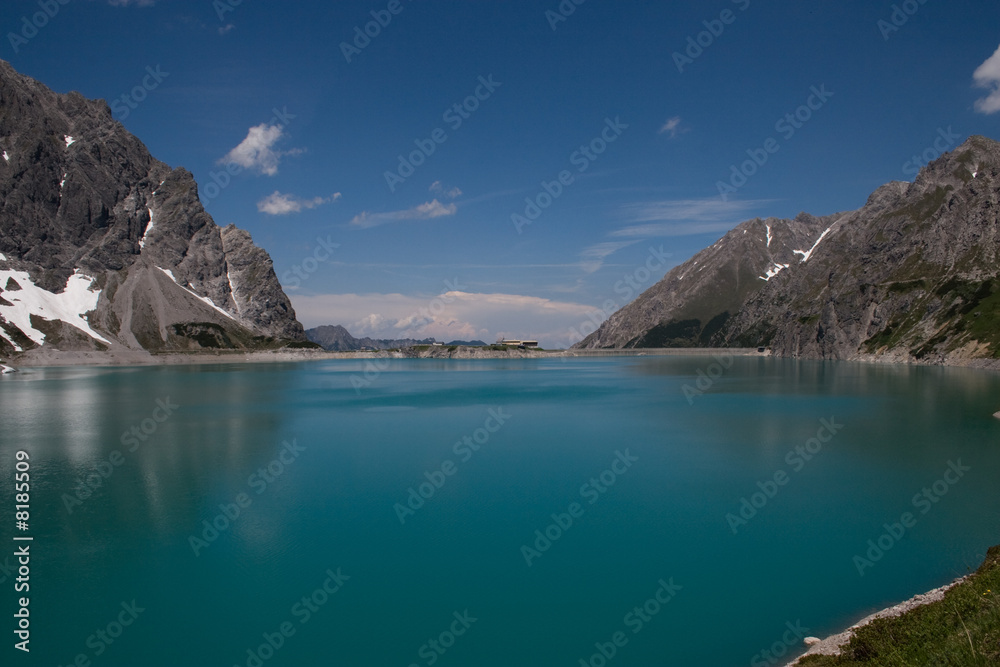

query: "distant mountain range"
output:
576 135 1000 365
0 60 308 360
305 325 485 351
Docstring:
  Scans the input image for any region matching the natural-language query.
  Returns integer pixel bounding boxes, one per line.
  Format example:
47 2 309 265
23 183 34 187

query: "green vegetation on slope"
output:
799 545 1000 666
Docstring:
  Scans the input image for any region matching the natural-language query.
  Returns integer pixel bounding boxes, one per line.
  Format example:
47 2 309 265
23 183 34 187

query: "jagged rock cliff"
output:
0 60 306 358
577 136 1000 365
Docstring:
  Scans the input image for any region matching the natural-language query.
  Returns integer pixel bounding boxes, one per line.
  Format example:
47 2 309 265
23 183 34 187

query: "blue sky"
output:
3 0 1000 347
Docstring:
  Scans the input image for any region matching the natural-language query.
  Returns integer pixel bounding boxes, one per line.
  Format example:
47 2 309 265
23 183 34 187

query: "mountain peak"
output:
0 61 306 359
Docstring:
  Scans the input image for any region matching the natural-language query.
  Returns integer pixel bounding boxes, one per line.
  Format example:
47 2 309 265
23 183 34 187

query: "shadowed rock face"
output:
577 135 1000 365
0 59 306 357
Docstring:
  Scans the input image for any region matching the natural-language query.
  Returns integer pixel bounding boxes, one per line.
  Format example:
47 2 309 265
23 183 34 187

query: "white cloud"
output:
290 290 596 348
578 241 639 273
220 123 297 176
352 313 388 334
219 24 235 35
658 116 683 137
257 191 341 216
611 222 743 238
974 44 1000 114
610 198 770 238
350 199 457 229
626 199 765 221
430 181 463 199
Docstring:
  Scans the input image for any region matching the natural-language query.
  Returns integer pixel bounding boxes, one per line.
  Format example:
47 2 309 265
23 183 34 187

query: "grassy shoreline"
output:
790 545 999 666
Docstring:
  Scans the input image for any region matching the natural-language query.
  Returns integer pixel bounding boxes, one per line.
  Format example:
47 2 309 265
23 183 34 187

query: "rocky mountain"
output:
446 339 488 347
576 212 841 348
305 325 487 351
305 324 483 351
305 325 359 351
577 135 1000 366
0 60 307 360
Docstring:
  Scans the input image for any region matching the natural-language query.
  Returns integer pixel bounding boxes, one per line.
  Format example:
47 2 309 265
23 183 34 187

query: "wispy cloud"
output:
610 198 770 238
350 200 457 229
257 191 341 216
973 44 1000 114
658 116 683 138
220 123 301 175
108 0 155 6
430 181 463 199
219 24 235 35
610 222 739 237
578 241 639 273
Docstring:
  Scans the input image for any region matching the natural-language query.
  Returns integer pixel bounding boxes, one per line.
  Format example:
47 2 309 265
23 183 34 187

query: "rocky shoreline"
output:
784 576 968 665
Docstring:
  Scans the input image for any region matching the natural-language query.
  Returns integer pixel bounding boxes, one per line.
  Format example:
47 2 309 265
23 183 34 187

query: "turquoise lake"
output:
1 357 999 666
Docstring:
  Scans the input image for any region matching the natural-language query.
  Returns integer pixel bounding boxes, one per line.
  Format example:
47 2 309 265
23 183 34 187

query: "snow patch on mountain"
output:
760 263 790 281
793 227 833 263
139 208 154 249
155 267 237 322
227 270 241 314
0 269 109 349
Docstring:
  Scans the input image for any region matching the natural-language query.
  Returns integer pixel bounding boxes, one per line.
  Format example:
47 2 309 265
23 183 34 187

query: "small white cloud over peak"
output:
973 44 1000 114
257 191 341 216
658 116 683 138
350 199 457 229
578 241 638 274
430 181 463 199
611 198 772 238
220 123 299 176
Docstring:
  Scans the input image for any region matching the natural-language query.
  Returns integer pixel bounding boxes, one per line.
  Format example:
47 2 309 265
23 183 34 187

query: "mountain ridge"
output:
0 60 307 360
305 324 486 351
576 135 1000 366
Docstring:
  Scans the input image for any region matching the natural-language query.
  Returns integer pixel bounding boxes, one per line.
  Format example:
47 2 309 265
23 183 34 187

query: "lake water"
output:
1 356 999 666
